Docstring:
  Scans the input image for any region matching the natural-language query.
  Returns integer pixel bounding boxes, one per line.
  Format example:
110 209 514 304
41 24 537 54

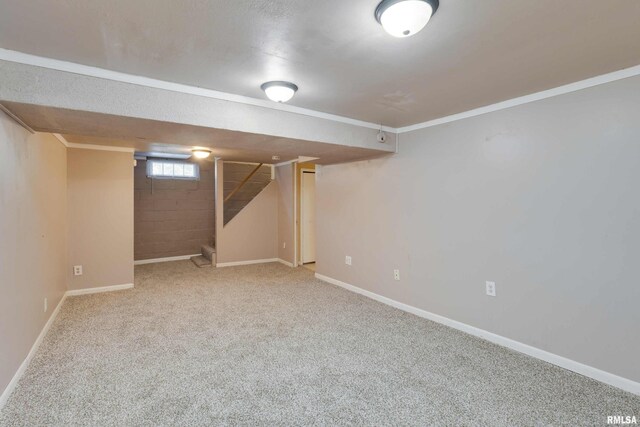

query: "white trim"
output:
297 156 320 163
0 281 137 409
300 169 316 265
0 48 394 132
0 104 35 134
52 133 135 152
224 161 270 166
293 163 299 268
52 133 69 147
66 143 135 153
314 273 640 396
274 159 298 167
396 63 640 134
134 254 200 265
278 258 294 268
0 292 67 410
2 50 638 138
3 49 639 137
66 283 134 296
216 258 279 267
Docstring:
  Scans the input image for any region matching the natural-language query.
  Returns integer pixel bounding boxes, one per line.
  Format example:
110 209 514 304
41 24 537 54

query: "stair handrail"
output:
224 163 264 203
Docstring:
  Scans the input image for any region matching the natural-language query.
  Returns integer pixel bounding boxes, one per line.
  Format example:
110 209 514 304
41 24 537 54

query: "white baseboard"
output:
277 258 294 268
134 254 200 265
0 281 136 409
66 283 134 296
216 258 279 268
0 292 67 410
315 273 640 396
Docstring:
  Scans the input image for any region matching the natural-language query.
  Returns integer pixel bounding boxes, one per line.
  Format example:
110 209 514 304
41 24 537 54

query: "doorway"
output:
299 168 316 267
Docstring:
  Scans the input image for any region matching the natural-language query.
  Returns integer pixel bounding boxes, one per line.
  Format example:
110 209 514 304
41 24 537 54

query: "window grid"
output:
146 160 200 180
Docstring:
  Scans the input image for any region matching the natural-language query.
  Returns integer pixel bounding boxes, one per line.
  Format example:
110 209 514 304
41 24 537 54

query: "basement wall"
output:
134 159 215 260
67 149 134 290
215 160 278 264
0 113 67 398
316 75 640 384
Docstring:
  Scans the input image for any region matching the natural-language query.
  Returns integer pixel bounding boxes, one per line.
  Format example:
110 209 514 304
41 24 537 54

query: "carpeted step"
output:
201 245 216 262
190 255 212 268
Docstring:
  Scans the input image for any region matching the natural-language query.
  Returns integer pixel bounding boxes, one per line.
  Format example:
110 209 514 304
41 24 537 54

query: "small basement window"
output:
146 160 200 180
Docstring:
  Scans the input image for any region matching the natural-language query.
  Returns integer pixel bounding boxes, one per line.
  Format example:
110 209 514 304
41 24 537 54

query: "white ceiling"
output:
1 1 639 128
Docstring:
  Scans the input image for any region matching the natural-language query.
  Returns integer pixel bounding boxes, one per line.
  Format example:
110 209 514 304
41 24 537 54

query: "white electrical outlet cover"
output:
486 281 496 297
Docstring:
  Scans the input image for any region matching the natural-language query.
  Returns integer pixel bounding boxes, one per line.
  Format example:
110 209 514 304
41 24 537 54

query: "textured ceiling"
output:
1 1 639 127
2 102 389 165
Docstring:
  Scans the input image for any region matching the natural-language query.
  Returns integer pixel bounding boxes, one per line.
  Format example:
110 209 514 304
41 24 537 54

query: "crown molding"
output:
396 63 640 134
0 103 35 133
274 159 298 167
3 49 639 137
0 48 395 133
52 133 135 153
52 133 69 147
66 143 135 153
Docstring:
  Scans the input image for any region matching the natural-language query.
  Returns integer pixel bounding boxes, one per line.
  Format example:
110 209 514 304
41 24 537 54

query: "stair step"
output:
201 245 216 262
190 255 212 268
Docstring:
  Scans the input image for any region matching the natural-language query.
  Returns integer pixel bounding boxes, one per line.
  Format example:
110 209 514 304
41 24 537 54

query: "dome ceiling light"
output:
375 0 439 38
192 149 211 159
260 81 298 103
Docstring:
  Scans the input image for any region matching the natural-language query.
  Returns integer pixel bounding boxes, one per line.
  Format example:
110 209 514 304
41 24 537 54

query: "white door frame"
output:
299 168 316 265
293 163 298 268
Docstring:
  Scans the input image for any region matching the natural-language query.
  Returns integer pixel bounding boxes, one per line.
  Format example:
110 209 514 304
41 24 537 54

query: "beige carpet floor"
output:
0 262 638 426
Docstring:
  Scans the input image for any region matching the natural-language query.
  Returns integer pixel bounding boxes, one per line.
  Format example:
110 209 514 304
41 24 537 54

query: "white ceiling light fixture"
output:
192 149 211 159
261 81 299 103
375 0 439 38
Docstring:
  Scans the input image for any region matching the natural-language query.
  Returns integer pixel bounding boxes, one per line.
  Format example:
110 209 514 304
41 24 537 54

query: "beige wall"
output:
316 75 640 383
276 163 295 264
134 159 215 260
0 114 67 396
67 149 134 290
215 160 278 264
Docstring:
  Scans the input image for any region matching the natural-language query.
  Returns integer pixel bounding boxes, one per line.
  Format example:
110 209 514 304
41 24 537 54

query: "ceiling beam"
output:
0 59 396 154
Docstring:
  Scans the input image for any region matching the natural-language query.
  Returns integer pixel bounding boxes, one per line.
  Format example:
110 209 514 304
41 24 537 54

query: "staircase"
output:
224 163 272 225
190 244 216 268
189 162 271 269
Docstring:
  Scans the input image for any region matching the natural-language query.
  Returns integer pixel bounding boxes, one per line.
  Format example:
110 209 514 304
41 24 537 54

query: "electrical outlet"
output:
345 256 352 266
394 269 400 281
44 298 48 313
283 242 286 249
486 281 496 297
73 265 83 276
